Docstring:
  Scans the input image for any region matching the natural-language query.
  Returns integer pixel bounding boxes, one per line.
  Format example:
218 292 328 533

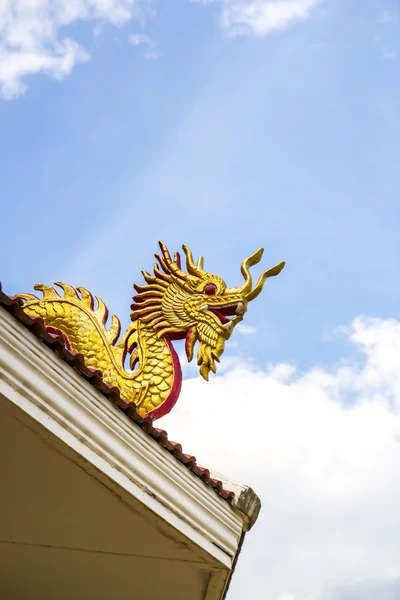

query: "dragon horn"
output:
228 249 285 301
227 248 264 296
182 244 205 278
158 241 188 281
246 260 285 302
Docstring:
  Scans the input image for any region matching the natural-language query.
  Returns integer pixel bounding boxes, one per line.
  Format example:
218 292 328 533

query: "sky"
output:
0 1 399 598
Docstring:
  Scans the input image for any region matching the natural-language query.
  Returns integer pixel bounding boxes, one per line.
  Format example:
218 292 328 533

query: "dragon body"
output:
18 242 284 419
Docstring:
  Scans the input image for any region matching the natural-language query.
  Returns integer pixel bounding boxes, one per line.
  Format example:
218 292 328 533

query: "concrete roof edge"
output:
204 470 261 532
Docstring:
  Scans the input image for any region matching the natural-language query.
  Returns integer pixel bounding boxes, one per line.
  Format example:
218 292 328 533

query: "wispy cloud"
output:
0 0 146 100
128 33 160 59
379 10 397 25
192 0 323 36
0 0 322 99
236 323 257 335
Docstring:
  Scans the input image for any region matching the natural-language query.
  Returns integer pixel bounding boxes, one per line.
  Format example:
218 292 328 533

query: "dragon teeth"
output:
236 302 245 315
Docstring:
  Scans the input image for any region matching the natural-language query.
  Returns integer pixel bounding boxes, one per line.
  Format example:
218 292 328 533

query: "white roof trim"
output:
0 306 243 569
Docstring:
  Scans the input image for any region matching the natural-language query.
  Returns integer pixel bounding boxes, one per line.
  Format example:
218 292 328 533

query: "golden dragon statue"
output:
17 242 284 420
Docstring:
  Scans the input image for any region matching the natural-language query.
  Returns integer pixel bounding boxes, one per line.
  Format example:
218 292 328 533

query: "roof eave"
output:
0 304 244 570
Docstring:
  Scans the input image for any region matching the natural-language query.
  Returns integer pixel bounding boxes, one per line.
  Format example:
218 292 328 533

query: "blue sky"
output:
1 0 399 375
1 2 400 598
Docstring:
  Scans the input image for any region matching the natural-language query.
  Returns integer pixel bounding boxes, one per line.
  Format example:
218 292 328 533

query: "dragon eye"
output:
204 284 217 295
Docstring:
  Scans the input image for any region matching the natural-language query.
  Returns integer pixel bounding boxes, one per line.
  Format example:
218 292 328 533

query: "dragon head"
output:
131 241 285 381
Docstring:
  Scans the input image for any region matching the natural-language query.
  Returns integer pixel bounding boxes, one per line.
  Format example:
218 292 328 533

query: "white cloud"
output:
192 0 323 37
0 0 144 100
129 33 152 46
0 0 328 98
266 361 296 381
236 323 256 335
160 316 400 599
128 32 160 59
222 0 322 36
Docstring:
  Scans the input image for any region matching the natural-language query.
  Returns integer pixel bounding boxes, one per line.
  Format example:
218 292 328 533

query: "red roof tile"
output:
0 283 234 503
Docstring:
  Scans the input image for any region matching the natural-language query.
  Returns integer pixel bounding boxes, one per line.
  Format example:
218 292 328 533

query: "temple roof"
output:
0 283 235 502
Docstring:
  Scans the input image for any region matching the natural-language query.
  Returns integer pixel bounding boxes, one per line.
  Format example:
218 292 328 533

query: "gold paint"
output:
17 242 284 418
